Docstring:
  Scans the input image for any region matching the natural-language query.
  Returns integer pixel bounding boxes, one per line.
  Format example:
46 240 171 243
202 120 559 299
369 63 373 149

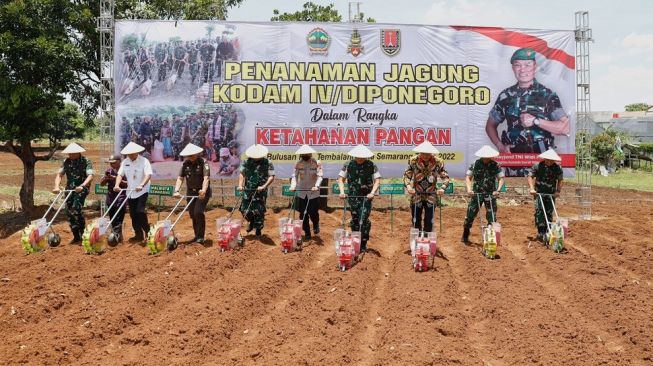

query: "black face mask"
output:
301 155 311 161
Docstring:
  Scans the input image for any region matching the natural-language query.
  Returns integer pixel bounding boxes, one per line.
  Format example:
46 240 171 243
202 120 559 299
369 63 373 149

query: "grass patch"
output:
587 169 653 192
0 186 54 206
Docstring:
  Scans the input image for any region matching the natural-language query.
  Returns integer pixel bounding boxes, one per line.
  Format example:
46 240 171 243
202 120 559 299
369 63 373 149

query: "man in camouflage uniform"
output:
52 143 94 244
403 141 450 233
338 145 381 252
138 46 151 82
151 116 163 143
199 38 215 83
462 145 505 244
120 117 132 148
238 144 275 237
172 41 187 79
528 149 564 241
216 35 234 80
187 42 199 84
139 116 154 153
123 49 137 79
130 116 141 142
188 113 207 148
154 42 168 82
171 114 187 161
485 47 570 177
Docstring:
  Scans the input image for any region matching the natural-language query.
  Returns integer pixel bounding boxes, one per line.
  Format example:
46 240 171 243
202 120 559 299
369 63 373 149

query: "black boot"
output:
461 227 470 244
536 227 547 242
70 234 82 245
255 227 262 236
247 222 255 233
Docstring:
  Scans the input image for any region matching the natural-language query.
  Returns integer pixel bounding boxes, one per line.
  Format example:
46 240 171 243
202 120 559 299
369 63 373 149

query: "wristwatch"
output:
533 118 541 127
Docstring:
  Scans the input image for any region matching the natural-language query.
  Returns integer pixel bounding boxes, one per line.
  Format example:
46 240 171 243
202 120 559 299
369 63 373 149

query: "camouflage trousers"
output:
535 194 555 232
157 63 167 81
348 197 372 242
66 189 88 237
173 142 184 159
189 63 198 83
240 193 267 230
463 194 497 229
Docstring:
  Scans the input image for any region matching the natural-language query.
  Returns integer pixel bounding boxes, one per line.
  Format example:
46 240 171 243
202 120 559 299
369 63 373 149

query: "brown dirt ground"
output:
0 145 652 365
0 192 651 365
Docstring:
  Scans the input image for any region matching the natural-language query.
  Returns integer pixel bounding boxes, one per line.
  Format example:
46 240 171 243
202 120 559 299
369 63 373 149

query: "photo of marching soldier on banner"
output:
117 24 240 104
117 104 244 179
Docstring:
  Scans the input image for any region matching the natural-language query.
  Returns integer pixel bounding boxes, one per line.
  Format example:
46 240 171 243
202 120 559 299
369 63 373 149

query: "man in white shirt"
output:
289 145 323 240
114 142 153 242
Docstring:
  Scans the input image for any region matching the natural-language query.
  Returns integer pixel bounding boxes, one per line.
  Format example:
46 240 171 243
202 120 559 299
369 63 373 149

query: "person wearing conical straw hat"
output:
528 148 564 241
52 142 95 244
173 143 212 244
114 142 152 243
290 144 323 240
403 141 450 233
238 144 275 237
461 145 505 244
338 144 381 253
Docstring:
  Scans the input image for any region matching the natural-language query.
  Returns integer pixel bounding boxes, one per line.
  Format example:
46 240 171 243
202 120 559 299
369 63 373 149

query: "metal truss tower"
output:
98 0 115 156
575 11 592 220
348 2 362 22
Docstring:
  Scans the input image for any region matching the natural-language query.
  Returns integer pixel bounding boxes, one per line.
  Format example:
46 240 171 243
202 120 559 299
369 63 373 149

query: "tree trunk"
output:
18 142 36 217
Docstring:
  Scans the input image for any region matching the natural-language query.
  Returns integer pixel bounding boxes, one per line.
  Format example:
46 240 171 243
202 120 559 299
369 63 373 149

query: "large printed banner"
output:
114 21 576 179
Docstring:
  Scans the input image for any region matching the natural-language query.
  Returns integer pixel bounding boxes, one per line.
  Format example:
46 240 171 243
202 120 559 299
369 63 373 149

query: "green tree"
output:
0 0 91 215
591 128 628 169
271 2 376 22
272 2 342 22
116 0 244 20
624 103 651 112
1 0 245 216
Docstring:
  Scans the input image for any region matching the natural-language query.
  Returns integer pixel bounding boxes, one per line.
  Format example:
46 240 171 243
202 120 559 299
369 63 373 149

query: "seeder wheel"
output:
107 232 120 247
166 235 178 251
48 233 61 248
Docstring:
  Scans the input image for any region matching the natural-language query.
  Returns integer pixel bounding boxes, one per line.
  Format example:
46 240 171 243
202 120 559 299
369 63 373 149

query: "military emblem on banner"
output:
380 29 400 56
347 29 364 57
306 27 330 55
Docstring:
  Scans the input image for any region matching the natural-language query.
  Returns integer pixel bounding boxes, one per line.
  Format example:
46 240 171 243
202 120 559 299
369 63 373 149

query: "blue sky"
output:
228 0 653 111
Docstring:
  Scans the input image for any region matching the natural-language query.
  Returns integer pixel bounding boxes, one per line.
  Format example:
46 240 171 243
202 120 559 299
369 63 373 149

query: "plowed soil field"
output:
0 146 651 365
0 190 652 365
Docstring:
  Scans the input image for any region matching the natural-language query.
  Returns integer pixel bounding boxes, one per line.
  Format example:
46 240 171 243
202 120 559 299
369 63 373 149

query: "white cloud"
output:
423 0 517 28
592 65 653 111
620 32 653 55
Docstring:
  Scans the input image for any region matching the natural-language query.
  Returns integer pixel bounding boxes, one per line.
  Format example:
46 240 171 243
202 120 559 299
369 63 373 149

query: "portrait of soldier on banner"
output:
485 47 571 177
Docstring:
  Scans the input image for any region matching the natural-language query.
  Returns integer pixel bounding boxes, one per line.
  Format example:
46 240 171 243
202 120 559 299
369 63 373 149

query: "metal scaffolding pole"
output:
348 2 362 22
98 0 115 156
575 11 592 220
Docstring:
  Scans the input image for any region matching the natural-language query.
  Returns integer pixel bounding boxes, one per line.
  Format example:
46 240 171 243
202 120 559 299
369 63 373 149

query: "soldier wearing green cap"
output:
485 47 570 176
